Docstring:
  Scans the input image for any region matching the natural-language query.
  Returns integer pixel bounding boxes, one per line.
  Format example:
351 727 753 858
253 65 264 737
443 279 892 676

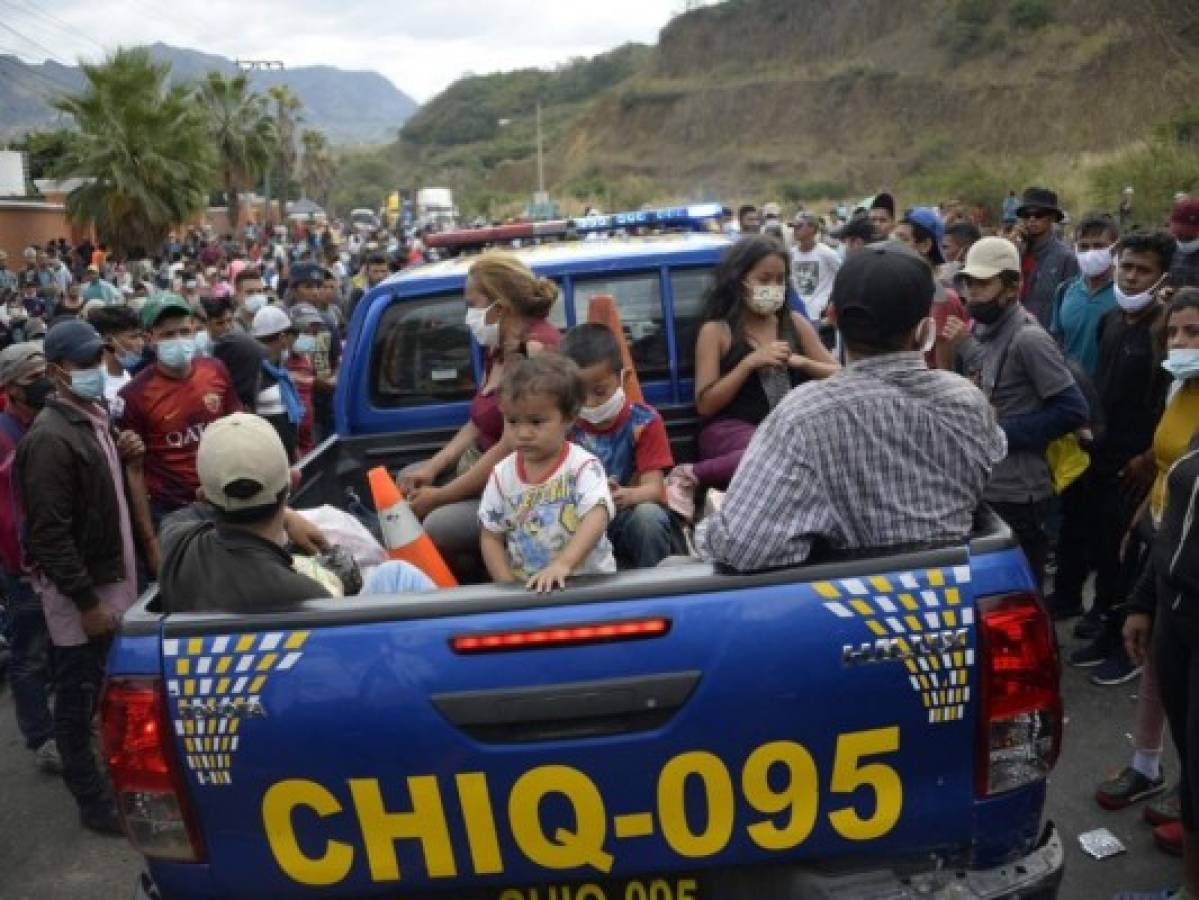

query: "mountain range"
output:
0 42 418 145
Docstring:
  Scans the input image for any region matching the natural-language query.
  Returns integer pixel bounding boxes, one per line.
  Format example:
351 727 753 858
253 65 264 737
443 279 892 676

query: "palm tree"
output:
300 129 336 210
268 85 302 212
195 71 275 231
53 48 215 256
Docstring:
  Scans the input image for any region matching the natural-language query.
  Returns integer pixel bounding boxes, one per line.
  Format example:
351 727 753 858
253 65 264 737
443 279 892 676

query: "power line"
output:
0 47 72 98
0 0 106 54
0 19 71 65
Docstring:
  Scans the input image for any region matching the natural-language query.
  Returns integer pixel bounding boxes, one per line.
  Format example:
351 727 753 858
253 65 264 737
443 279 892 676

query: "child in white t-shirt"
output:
479 353 616 592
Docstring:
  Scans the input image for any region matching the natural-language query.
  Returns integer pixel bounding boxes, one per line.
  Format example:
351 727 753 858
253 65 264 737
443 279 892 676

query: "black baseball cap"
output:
832 216 876 243
831 242 933 344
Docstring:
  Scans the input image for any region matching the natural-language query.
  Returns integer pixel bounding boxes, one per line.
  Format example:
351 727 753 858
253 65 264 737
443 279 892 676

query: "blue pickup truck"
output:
103 224 1066 899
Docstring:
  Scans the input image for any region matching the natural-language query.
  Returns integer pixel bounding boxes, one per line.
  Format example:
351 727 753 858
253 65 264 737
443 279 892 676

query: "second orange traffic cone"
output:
367 466 458 588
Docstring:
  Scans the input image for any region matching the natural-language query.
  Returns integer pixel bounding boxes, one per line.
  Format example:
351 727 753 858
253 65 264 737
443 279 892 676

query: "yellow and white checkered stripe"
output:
165 631 310 786
814 567 974 724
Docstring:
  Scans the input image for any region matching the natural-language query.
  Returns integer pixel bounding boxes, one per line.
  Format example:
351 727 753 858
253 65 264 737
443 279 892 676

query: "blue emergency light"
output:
572 203 725 235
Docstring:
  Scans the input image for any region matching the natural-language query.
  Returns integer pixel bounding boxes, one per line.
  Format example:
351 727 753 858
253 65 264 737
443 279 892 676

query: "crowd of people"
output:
1 186 1198 900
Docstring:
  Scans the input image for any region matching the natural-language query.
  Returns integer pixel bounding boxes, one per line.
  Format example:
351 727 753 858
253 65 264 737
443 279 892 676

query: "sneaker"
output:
33 738 63 775
664 464 697 523
1090 650 1143 686
1069 632 1117 668
1146 785 1182 827
79 798 123 836
1072 607 1106 640
1095 766 1166 810
1153 820 1183 856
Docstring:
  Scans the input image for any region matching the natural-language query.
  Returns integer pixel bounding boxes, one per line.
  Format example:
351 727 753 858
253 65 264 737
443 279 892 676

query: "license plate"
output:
492 875 704 900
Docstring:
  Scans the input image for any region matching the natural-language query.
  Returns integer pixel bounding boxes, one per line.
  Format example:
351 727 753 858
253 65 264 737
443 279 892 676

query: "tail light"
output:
452 616 670 654
975 593 1062 796
101 678 205 862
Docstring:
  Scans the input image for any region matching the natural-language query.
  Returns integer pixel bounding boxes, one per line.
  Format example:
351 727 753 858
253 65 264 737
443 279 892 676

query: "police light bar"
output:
423 203 724 251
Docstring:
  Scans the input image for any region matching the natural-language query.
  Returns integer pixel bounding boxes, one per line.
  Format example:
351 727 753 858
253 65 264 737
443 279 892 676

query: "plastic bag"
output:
1047 434 1090 495
295 504 388 566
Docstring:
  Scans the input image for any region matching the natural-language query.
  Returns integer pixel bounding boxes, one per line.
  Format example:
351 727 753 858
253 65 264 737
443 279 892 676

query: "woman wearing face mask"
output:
399 253 562 582
665 236 838 521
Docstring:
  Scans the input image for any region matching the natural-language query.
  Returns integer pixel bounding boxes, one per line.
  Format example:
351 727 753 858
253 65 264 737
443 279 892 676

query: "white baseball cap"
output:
251 305 293 339
959 236 1021 280
197 413 289 511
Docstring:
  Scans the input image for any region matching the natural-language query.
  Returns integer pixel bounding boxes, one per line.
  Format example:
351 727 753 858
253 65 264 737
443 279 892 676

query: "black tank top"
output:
713 332 808 426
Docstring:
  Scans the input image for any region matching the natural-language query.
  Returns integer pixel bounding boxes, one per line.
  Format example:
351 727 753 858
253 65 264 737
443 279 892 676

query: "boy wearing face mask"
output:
1169 196 1199 290
1049 213 1120 380
232 267 269 334
87 305 146 406
16 321 146 834
115 294 242 521
562 325 681 569
943 237 1089 591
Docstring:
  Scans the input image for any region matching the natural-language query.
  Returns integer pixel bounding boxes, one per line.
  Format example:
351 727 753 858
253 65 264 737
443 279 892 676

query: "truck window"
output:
670 267 715 378
572 272 668 381
370 293 477 407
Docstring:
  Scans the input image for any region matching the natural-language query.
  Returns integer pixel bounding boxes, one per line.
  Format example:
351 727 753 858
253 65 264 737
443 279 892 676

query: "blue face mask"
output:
193 330 211 356
116 349 141 371
157 336 197 370
1163 348 1199 381
69 367 106 402
293 334 317 354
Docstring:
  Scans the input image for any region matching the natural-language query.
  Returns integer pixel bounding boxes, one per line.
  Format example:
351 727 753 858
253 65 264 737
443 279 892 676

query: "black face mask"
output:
17 376 53 411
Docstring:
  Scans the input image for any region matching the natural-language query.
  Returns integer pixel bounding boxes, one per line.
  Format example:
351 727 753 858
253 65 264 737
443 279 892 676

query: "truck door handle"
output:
431 671 701 744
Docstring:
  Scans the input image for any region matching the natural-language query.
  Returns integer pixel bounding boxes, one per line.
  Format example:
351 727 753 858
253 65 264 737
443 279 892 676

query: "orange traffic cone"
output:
366 466 458 588
586 294 645 404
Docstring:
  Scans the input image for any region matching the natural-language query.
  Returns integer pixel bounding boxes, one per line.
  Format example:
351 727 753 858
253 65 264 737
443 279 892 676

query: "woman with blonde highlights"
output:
400 252 562 581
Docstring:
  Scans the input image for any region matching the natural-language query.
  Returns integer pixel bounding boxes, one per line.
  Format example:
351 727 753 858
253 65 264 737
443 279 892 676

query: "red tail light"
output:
452 616 670 654
975 594 1062 796
101 678 205 862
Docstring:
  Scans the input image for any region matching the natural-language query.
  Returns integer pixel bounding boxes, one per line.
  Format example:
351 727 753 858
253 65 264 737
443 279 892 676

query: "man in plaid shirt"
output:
698 243 1006 572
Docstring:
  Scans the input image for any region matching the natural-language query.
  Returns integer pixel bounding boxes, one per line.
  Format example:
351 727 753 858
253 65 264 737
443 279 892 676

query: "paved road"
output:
0 622 1181 899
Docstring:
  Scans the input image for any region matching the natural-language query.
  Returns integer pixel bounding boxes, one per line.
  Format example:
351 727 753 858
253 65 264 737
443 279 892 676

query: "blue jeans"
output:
2 573 54 750
608 504 680 569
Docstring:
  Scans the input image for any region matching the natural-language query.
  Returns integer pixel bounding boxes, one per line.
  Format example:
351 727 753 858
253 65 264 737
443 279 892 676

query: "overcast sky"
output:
1 0 690 101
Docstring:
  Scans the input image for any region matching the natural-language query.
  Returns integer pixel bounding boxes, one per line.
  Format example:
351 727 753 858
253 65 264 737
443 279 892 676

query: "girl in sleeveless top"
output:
666 236 837 521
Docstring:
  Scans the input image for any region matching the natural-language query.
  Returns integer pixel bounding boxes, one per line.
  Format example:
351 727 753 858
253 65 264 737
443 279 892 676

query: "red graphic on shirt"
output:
117 358 242 509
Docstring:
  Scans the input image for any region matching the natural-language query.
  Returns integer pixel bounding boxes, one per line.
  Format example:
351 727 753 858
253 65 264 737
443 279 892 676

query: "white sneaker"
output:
34 738 63 775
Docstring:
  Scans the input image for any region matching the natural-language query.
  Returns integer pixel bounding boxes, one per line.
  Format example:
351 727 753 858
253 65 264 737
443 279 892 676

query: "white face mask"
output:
464 303 500 347
1114 273 1166 313
1178 237 1199 255
579 385 626 425
244 293 268 315
1075 245 1113 278
914 317 938 354
746 283 786 315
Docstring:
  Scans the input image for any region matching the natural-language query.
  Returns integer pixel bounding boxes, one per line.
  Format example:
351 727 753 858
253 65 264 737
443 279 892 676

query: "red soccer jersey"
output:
115 358 242 510
286 352 316 458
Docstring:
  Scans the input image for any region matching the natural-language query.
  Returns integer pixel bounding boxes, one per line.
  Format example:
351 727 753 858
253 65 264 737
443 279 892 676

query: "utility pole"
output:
536 101 545 196
236 59 285 229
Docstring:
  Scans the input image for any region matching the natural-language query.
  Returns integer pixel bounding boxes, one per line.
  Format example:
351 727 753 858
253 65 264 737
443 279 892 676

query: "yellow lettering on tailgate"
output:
455 772 504 875
657 751 734 858
827 727 903 841
508 765 614 873
742 740 819 851
349 776 457 881
261 780 353 886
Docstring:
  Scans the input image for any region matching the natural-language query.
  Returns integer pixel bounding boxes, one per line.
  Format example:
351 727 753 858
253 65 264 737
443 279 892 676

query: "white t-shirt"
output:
103 368 131 408
791 242 842 320
479 442 617 580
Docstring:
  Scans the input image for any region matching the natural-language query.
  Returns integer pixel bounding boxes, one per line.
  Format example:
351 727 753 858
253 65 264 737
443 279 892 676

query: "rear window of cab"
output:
370 266 716 409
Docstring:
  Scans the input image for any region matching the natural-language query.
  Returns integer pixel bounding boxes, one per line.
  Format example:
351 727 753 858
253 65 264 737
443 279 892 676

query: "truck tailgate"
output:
162 556 980 898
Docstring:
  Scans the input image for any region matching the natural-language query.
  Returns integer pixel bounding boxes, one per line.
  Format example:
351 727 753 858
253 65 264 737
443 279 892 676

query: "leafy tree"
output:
300 129 336 210
268 85 302 209
52 47 214 256
1009 0 1052 30
195 71 275 231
